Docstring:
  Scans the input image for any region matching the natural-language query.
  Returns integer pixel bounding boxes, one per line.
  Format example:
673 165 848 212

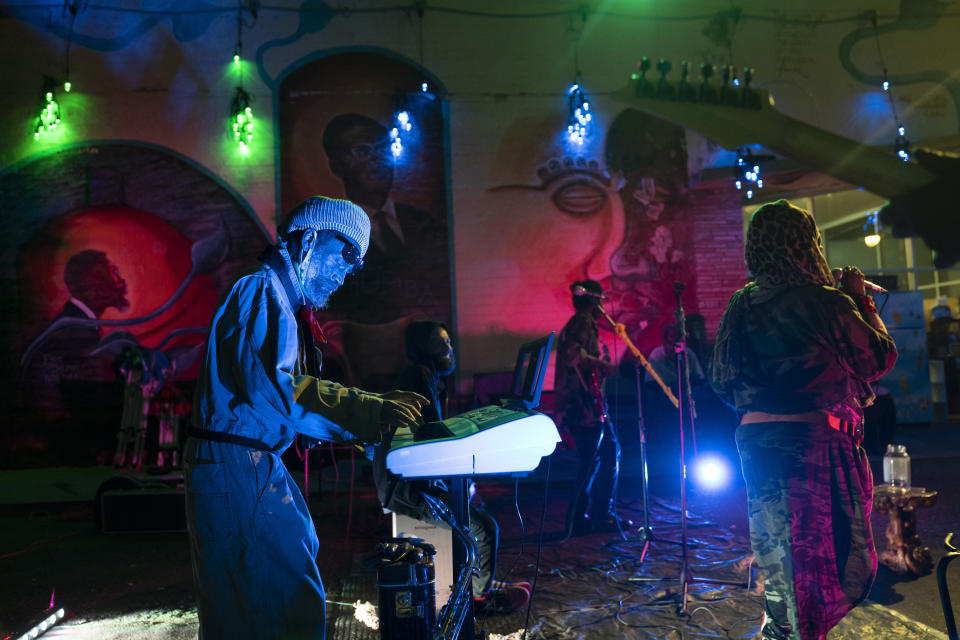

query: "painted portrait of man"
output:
279 52 451 328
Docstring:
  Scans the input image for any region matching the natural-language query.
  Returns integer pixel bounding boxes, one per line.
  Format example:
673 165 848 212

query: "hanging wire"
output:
564 8 592 144
234 0 244 65
10 3 960 23
61 0 85 91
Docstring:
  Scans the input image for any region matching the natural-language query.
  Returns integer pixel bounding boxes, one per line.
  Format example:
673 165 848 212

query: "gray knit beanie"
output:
282 196 371 256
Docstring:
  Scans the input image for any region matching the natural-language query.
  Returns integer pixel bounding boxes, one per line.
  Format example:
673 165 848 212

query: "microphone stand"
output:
672 282 743 616
596 304 677 559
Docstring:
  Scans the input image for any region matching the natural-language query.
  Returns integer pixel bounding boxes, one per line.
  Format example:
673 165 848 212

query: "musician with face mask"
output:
184 195 428 640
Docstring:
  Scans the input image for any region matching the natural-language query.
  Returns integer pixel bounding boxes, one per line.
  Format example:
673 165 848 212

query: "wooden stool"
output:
873 485 939 576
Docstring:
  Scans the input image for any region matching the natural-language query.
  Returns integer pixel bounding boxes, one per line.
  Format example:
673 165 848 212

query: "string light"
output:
871 12 909 162
33 77 61 141
229 3 253 153
230 87 253 153
565 8 592 146
734 148 763 199
390 108 412 157
566 82 592 145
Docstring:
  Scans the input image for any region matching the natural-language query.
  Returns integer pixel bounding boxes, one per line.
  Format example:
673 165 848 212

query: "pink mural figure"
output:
463 156 626 371
605 108 698 358
462 109 696 383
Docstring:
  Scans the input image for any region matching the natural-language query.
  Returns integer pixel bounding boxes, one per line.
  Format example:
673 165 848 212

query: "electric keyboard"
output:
385 401 561 479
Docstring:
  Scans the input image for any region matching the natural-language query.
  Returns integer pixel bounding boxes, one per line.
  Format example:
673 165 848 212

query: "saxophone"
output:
422 493 479 640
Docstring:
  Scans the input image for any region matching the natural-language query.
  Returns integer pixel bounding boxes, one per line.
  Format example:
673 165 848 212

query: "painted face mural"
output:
465 156 625 336
17 206 218 413
459 108 696 377
0 144 268 465
280 52 451 329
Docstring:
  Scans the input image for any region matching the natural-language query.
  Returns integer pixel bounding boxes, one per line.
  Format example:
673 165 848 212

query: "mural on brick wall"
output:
278 51 452 391
459 108 696 384
0 144 269 467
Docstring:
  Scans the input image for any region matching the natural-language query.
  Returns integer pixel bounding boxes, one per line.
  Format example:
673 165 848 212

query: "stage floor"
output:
1 424 957 639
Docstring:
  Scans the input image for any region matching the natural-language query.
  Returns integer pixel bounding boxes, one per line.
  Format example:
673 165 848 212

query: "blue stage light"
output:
693 454 732 491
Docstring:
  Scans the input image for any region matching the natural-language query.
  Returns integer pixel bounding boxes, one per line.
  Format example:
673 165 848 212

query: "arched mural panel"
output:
0 142 269 466
278 50 452 330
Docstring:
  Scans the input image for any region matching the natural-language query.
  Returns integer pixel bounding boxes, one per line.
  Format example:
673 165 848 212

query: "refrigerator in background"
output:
879 290 933 424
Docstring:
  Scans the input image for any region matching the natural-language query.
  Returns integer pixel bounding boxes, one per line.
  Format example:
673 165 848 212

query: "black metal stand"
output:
671 282 744 615
632 359 655 560
449 477 479 640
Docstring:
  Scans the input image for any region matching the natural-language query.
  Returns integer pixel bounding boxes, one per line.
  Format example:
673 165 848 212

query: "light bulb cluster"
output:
735 148 763 200
34 84 62 141
566 83 592 144
390 110 412 157
230 87 253 153
16 607 65 640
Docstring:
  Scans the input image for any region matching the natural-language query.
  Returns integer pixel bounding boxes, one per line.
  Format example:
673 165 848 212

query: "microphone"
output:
572 285 607 300
832 268 888 294
862 280 888 294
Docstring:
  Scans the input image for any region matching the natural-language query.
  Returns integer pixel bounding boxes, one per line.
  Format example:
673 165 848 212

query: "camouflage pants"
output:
737 421 876 640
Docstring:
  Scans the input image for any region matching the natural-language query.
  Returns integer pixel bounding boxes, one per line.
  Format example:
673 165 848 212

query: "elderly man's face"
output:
329 123 394 195
299 232 354 308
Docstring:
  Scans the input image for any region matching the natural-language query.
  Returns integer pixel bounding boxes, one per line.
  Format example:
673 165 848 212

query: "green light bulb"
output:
234 54 240 64
64 81 72 92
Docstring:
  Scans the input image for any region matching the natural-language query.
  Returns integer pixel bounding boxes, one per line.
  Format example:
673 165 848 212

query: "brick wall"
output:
688 181 749 338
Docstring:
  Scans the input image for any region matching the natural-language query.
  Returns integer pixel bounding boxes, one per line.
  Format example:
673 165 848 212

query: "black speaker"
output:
371 538 436 640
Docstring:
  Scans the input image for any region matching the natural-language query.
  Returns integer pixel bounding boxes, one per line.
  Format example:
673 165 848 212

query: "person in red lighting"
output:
555 279 622 537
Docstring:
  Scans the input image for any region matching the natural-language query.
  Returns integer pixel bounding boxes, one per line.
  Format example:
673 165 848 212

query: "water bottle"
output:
882 444 911 489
